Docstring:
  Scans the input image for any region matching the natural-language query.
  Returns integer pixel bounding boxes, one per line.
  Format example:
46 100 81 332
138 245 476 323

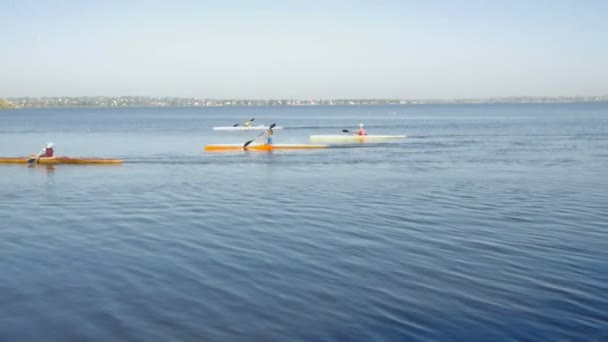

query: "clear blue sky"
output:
2 0 607 99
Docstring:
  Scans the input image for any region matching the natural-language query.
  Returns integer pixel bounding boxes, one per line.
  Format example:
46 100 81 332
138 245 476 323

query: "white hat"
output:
46 142 54 148
359 123 364 127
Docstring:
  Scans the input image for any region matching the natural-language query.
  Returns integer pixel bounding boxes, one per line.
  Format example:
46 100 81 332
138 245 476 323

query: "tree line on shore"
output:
3 96 608 109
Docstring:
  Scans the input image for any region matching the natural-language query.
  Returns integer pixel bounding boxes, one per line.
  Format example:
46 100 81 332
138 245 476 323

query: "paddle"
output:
27 155 39 164
233 118 255 127
244 123 276 149
343 128 367 135
27 147 45 164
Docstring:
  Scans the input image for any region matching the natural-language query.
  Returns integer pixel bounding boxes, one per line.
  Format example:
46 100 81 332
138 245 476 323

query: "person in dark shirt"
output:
42 142 54 157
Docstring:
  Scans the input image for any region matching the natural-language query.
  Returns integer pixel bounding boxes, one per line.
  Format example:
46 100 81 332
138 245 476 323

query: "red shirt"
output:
358 128 366 136
44 147 54 157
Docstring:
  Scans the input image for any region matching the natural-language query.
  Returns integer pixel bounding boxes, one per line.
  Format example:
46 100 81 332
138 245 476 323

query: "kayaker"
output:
357 123 367 136
265 127 274 145
39 142 54 157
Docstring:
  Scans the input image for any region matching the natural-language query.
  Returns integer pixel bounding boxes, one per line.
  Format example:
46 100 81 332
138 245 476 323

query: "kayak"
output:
205 143 329 152
0 156 123 164
309 134 407 143
213 125 284 131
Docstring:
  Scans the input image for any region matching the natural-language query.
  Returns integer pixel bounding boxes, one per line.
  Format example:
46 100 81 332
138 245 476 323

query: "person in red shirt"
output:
357 123 367 136
28 142 55 164
41 142 54 157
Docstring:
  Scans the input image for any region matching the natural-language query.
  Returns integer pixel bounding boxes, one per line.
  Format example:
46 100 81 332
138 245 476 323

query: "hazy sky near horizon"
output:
2 0 608 99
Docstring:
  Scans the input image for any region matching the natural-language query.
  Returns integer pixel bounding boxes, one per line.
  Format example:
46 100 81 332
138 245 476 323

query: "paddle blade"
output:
234 118 256 127
28 152 41 163
342 129 350 133
243 140 254 148
269 123 276 129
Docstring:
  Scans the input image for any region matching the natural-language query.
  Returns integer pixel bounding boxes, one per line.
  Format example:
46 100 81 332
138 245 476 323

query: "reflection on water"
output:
28 164 56 174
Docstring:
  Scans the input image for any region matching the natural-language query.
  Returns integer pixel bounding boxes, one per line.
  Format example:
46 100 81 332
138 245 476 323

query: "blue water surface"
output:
1 104 607 340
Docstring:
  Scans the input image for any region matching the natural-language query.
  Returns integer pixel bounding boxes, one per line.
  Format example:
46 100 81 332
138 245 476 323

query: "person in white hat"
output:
28 142 55 164
357 123 367 136
41 142 55 157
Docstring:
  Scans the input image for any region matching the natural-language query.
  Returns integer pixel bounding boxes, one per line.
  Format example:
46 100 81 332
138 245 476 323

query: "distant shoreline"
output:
4 96 608 109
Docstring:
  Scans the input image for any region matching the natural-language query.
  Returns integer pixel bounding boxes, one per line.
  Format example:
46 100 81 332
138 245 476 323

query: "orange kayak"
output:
0 156 123 164
205 143 329 152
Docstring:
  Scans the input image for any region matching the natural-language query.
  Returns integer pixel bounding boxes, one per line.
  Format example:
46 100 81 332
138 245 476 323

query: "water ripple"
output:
2 105 608 340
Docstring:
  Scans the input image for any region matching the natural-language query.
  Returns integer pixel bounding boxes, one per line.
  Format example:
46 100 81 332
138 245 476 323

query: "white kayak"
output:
310 134 406 143
213 125 284 131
